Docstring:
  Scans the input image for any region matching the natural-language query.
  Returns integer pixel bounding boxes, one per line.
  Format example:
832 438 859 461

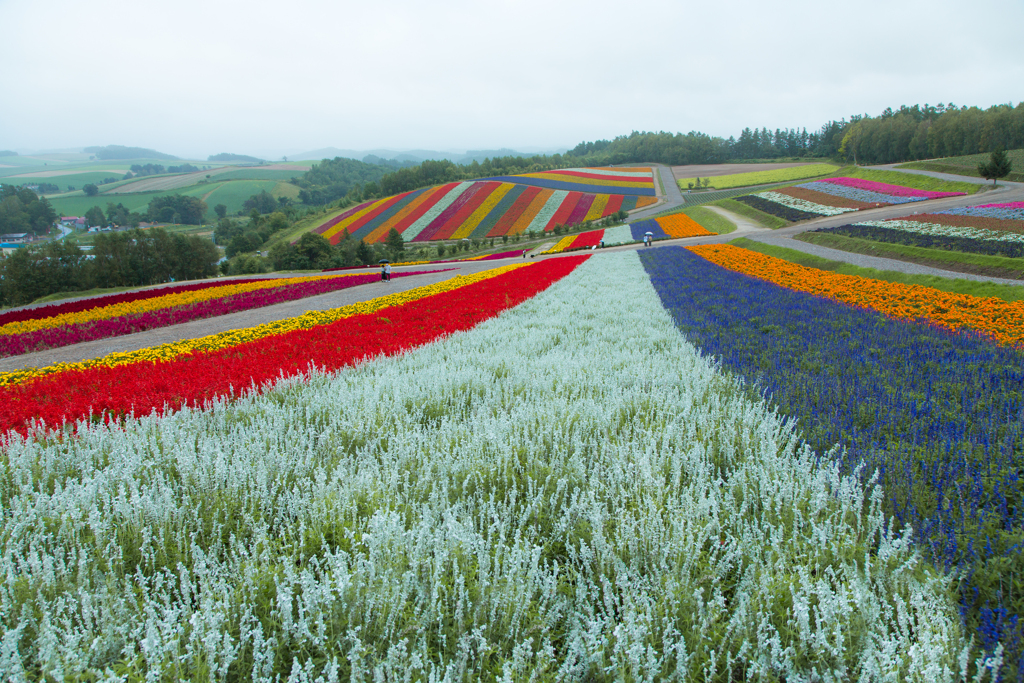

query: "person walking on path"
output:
381 263 387 283
385 263 392 282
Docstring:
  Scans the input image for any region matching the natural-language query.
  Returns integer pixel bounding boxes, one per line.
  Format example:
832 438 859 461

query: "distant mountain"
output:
0 150 18 157
209 153 264 163
289 147 566 165
84 145 178 161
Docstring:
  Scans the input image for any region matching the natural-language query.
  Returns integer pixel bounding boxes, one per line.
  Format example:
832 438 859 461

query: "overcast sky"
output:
2 0 1022 160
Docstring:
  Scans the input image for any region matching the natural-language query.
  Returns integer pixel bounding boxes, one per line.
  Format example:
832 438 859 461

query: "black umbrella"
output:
379 259 389 264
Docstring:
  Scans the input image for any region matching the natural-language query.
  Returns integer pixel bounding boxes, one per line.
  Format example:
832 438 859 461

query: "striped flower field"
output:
312 168 659 245
736 176 967 222
1 251 1004 681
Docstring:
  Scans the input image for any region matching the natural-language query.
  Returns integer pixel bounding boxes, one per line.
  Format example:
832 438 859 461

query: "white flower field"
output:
0 254 999 681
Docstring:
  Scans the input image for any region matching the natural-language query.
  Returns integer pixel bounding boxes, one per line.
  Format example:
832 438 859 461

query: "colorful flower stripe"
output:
798 181 957 206
412 182 487 243
547 191 582 229
978 201 1024 210
472 184 527 239
755 191 858 217
320 195 401 243
940 205 1024 221
517 172 652 189
403 182 476 242
774 185 876 210
0 278 267 327
460 249 525 261
0 271 440 358
349 187 432 243
0 263 531 390
856 219 1024 244
0 258 587 435
604 194 625 216
630 220 667 241
819 176 966 199
0 275 352 337
686 243 1024 347
310 200 375 239
907 212 1024 234
570 229 604 249
542 236 576 254
509 188 553 235
633 196 658 210
815 223 1024 259
638 246 1024 669
524 189 568 233
430 181 501 242
734 194 819 222
450 182 513 240
480 176 656 196
584 194 610 222
656 214 714 238
565 194 596 226
361 184 458 245
487 186 541 237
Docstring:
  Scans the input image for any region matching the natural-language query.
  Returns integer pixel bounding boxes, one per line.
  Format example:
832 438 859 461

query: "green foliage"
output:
243 190 279 214
977 148 1013 184
0 229 220 306
222 253 269 275
214 204 227 219
385 228 405 260
82 183 99 196
838 102 1024 165
293 157 393 205
147 194 208 225
84 206 105 227
0 184 57 235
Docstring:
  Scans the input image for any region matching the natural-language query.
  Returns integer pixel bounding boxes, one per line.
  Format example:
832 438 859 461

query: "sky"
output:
2 0 1023 160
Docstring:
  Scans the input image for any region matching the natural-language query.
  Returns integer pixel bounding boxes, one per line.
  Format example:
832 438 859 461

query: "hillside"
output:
310 167 658 244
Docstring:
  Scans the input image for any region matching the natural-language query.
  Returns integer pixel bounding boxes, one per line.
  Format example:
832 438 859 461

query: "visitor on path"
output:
381 264 387 283
385 263 392 281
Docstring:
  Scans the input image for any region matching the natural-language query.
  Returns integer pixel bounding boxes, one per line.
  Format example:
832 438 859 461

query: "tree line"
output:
0 185 58 235
0 228 219 306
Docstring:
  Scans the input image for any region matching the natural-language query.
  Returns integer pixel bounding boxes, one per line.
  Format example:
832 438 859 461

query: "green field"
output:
896 149 1024 182
46 179 284 219
677 163 839 190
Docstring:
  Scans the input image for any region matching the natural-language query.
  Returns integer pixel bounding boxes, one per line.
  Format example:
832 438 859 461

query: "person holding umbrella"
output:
644 231 654 247
380 260 388 283
385 262 392 282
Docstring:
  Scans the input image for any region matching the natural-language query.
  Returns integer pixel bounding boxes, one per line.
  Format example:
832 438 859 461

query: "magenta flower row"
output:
819 177 965 199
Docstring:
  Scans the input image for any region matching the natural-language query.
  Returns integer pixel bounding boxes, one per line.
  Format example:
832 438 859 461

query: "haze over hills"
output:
287 147 569 164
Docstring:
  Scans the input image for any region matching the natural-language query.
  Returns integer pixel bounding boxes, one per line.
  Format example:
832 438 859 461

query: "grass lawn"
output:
897 149 1024 183
714 198 790 229
683 206 736 234
731 236 1024 302
846 166 981 194
796 231 1024 280
677 163 839 190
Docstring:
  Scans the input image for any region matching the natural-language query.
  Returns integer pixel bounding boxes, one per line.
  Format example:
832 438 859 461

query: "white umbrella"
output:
644 231 654 236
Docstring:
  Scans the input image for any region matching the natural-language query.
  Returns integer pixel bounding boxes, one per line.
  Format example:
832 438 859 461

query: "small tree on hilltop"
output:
978 149 1012 185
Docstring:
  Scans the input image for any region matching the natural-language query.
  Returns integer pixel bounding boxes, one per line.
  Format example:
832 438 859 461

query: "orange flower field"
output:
687 243 1024 347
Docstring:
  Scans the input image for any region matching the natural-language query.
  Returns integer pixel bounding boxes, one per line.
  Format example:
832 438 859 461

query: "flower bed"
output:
0 259 586 434
0 251 985 680
0 271 446 357
735 177 968 222
641 245 1024 673
686 243 1024 346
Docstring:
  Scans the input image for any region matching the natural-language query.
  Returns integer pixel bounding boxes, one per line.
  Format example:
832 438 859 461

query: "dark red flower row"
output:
0 256 587 437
